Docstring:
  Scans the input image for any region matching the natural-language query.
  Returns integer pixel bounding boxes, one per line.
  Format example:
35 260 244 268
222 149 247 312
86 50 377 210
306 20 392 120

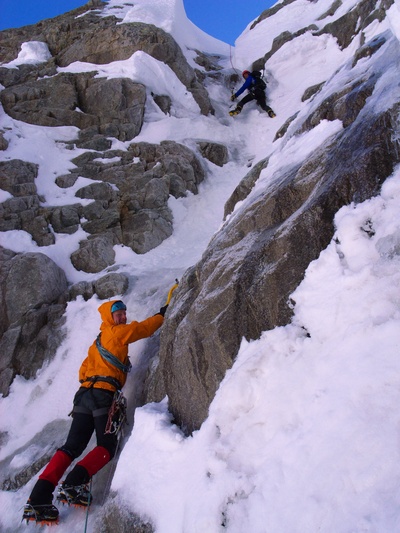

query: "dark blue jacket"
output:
235 74 256 97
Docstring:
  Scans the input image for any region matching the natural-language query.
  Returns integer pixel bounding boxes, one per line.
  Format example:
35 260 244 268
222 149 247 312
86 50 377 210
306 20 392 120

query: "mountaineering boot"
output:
22 502 59 525
229 106 242 116
57 463 92 507
23 478 59 524
57 482 92 507
267 109 276 118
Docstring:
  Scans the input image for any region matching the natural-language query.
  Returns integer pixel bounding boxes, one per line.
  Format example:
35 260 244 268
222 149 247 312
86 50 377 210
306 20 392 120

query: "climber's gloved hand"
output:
158 305 169 317
230 94 237 102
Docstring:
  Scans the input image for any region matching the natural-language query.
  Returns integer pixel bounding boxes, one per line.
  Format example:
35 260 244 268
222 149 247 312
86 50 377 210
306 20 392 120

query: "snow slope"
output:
1 0 400 531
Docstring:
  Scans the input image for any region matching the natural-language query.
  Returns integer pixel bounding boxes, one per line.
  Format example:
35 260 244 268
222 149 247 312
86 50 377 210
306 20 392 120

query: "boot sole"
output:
23 516 59 526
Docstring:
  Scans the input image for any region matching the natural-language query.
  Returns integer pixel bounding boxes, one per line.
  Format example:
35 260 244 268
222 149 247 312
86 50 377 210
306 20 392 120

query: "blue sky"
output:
0 0 275 45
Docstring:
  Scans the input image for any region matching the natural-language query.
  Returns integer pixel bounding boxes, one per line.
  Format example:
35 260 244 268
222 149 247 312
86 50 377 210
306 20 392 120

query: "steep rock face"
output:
146 21 400 433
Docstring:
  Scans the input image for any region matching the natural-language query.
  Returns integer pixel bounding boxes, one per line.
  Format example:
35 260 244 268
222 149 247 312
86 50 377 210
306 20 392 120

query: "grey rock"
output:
121 207 173 255
296 76 376 133
0 132 9 150
93 273 130 300
317 0 394 49
224 158 269 218
166 173 188 198
142 178 170 209
0 73 90 129
0 159 38 196
55 173 79 188
0 195 39 234
193 51 224 72
81 201 121 236
70 233 117 273
301 82 325 102
68 280 95 301
76 134 113 151
96 499 154 533
152 93 172 114
0 73 146 141
198 141 229 167
75 182 117 202
80 77 147 141
0 249 68 397
48 205 81 234
56 21 213 115
5 252 68 326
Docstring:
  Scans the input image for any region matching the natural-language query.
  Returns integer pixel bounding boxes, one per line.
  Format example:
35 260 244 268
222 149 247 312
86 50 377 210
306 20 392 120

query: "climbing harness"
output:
229 45 241 77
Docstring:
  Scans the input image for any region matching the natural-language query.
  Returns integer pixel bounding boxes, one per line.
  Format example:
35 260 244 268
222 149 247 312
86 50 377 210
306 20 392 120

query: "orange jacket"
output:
79 300 164 392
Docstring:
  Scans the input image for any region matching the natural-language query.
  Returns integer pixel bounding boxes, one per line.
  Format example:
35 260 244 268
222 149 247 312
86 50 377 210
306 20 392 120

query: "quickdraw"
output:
105 391 127 435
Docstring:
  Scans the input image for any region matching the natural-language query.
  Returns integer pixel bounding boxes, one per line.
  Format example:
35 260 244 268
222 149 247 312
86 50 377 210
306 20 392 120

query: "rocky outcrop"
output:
67 140 205 268
97 499 154 533
316 0 394 49
0 139 205 273
197 141 229 167
71 233 118 273
224 157 269 218
0 249 68 396
0 4 213 129
252 0 394 75
0 72 146 140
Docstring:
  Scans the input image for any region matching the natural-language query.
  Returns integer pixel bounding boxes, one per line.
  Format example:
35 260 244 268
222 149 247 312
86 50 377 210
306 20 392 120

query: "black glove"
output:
230 94 237 102
158 305 168 317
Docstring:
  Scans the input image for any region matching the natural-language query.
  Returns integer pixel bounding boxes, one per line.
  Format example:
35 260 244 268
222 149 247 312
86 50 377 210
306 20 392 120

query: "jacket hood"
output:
98 300 121 327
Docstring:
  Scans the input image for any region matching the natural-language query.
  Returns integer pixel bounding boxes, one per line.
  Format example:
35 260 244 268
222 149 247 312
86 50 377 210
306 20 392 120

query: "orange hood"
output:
98 300 119 329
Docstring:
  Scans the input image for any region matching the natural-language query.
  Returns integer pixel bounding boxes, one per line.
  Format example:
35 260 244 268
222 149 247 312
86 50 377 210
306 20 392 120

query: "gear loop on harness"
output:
105 390 127 435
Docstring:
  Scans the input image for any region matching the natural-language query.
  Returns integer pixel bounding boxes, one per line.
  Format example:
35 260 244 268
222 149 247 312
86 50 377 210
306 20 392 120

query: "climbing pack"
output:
251 70 267 90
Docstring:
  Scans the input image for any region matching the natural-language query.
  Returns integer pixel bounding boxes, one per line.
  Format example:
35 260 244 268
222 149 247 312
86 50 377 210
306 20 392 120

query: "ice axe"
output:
165 279 179 305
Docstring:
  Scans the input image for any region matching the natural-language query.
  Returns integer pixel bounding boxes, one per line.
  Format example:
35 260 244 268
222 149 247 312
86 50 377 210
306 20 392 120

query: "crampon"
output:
22 502 59 526
56 483 92 508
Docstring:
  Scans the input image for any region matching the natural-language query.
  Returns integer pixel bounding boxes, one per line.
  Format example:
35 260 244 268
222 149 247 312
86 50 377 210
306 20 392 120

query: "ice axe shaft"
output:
165 279 179 305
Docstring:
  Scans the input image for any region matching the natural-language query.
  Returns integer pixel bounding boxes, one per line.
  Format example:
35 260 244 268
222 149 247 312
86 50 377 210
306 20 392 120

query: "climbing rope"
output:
229 44 241 77
83 479 92 533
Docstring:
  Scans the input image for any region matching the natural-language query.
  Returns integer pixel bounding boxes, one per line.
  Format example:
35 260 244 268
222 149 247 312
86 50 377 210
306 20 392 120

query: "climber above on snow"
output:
229 70 276 118
23 298 167 525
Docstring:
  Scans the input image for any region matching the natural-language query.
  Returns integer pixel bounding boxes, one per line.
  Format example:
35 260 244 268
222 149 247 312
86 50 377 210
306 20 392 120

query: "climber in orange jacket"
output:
23 299 167 524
